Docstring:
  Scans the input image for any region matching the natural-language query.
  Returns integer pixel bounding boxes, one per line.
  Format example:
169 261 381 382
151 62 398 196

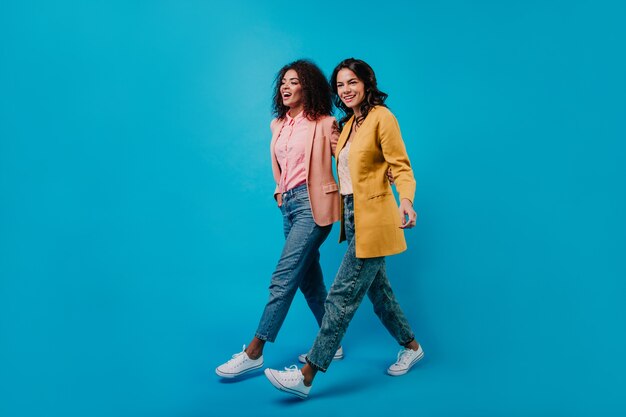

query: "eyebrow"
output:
282 77 300 81
337 78 358 84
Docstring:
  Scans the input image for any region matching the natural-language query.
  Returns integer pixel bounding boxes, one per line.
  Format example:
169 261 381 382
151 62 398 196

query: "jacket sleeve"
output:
270 118 280 200
327 117 340 156
378 110 416 204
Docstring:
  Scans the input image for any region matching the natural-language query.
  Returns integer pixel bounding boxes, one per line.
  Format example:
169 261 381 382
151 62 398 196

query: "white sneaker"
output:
387 344 424 376
297 346 344 364
264 365 311 399
215 345 264 378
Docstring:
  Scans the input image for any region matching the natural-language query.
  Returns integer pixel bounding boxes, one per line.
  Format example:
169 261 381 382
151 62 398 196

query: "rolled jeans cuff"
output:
305 356 326 373
254 333 272 343
401 335 416 347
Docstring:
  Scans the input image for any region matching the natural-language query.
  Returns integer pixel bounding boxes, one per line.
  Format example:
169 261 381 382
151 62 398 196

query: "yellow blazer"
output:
336 106 416 258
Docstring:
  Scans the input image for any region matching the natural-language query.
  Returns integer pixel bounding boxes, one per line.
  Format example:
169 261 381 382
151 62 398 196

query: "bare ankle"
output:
245 337 266 359
301 364 316 386
406 340 420 351
245 349 261 360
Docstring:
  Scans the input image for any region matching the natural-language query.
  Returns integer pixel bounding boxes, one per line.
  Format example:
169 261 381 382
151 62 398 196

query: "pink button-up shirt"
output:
274 111 308 193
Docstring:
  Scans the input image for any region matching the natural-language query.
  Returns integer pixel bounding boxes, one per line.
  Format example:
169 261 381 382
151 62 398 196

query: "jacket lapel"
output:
336 116 355 160
270 119 285 178
304 119 316 173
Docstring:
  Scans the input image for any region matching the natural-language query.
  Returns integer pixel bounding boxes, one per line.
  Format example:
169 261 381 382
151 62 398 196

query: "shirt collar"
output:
286 110 305 125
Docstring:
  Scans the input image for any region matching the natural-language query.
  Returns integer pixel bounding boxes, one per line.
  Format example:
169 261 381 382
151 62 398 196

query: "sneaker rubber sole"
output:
215 361 264 378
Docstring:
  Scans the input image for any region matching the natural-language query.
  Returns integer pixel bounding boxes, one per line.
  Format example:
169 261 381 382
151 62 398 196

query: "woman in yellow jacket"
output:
265 58 423 399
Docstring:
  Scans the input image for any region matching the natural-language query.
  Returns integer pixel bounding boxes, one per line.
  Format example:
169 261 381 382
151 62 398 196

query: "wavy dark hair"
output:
272 59 333 121
330 58 388 129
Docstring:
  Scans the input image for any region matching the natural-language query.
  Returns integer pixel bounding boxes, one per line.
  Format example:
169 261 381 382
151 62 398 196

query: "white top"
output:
338 138 354 195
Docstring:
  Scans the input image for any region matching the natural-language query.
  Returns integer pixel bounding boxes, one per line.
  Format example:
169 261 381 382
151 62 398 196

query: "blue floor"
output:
3 277 624 417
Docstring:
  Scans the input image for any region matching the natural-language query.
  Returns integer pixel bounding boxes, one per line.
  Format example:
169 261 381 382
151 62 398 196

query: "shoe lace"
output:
227 345 247 366
395 348 413 365
279 365 303 382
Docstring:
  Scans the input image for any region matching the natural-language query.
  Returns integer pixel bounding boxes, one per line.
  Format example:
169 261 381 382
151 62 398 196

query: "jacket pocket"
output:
367 191 391 200
323 182 339 194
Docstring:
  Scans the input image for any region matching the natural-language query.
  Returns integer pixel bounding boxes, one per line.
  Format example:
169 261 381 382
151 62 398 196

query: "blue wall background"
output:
1 1 625 416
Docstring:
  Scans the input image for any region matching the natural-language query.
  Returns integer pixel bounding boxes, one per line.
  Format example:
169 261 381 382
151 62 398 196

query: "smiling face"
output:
336 68 366 113
280 69 303 113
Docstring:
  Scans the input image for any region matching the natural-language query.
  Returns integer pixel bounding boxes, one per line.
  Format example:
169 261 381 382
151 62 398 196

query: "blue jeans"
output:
306 194 415 372
255 184 332 342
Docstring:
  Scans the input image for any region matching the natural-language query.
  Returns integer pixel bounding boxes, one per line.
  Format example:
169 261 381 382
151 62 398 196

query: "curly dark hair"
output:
330 58 388 129
272 59 333 121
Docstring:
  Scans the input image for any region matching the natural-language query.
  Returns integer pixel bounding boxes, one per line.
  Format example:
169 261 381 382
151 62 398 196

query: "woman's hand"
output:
399 198 417 229
387 168 394 184
276 193 283 207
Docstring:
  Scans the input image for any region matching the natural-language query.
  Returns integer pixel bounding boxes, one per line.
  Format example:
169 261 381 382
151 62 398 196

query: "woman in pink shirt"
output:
216 60 342 378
